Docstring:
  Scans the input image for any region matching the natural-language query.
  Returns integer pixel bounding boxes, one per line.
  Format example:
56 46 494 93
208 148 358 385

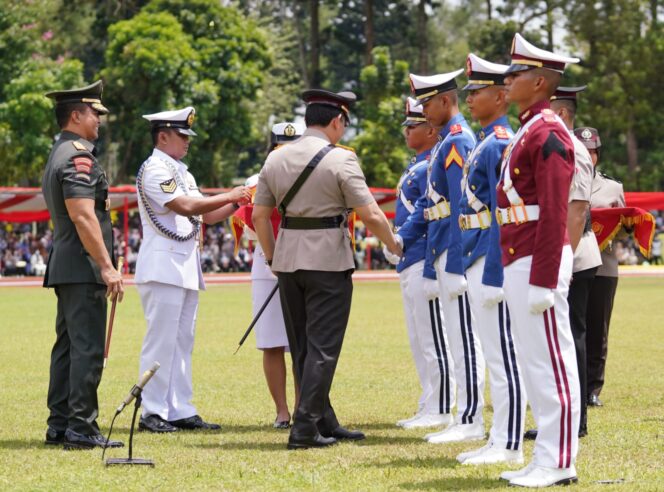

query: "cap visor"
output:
91 103 109 115
462 83 492 91
504 64 534 74
176 128 197 136
401 119 426 127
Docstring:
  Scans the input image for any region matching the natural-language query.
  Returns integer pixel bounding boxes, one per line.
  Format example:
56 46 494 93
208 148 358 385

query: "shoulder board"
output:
449 124 462 135
493 125 510 139
72 141 88 151
336 144 355 153
598 171 621 183
541 108 557 123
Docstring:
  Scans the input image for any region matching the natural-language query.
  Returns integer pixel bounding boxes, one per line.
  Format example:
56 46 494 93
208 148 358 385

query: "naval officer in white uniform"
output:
135 106 251 432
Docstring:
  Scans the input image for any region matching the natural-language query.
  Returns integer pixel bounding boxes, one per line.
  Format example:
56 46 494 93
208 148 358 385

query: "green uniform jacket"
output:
41 131 114 286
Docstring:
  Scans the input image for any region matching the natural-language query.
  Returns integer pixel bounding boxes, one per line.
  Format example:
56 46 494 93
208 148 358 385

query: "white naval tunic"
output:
135 148 205 421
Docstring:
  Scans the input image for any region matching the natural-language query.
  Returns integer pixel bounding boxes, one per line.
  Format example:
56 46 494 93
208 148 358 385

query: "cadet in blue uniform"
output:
456 54 525 465
385 98 454 429
397 70 486 444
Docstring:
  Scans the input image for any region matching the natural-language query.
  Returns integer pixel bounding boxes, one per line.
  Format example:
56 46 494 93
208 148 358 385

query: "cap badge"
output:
284 124 296 137
466 57 472 77
581 129 592 140
187 111 195 127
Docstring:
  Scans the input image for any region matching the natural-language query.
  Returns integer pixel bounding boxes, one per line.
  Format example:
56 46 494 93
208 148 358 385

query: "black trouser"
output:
568 266 598 432
47 283 106 435
277 269 353 438
586 275 619 398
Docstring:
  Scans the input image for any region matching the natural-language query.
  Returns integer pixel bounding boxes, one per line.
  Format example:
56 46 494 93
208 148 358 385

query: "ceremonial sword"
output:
103 256 124 368
233 283 279 355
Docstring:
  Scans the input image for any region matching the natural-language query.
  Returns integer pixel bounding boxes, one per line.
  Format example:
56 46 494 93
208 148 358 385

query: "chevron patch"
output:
160 179 177 193
444 144 464 169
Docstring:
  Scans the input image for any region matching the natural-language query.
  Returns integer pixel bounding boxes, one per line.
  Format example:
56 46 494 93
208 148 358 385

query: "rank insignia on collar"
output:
541 108 557 123
494 126 509 139
450 124 462 135
72 141 87 151
160 178 177 193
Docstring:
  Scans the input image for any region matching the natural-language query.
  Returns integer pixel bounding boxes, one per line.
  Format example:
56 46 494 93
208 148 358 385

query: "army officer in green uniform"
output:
42 81 124 450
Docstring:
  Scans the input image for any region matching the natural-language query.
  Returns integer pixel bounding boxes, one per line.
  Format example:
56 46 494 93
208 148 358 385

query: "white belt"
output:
424 201 451 221
459 210 492 230
496 204 540 225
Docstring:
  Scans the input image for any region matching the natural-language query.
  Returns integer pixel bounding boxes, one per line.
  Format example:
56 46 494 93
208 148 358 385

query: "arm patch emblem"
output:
73 156 93 174
450 124 462 135
160 179 177 193
444 144 464 169
494 126 510 139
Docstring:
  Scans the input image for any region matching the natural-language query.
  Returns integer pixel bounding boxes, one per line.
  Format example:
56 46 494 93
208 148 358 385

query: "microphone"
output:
116 362 160 413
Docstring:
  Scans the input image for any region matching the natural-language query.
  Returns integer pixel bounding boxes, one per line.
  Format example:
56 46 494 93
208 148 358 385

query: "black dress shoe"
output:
588 394 603 407
63 429 124 450
45 427 65 446
139 414 178 433
168 414 221 430
322 426 366 441
524 428 538 440
287 433 337 450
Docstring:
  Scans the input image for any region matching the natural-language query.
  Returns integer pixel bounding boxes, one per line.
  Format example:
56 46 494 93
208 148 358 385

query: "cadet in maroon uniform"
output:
496 33 581 488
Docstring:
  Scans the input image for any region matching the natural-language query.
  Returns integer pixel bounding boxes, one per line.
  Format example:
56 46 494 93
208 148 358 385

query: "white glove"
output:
528 285 555 314
481 285 504 309
423 278 440 300
442 272 468 299
383 245 400 265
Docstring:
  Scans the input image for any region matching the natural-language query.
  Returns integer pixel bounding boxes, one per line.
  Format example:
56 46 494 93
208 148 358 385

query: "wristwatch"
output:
232 202 240 210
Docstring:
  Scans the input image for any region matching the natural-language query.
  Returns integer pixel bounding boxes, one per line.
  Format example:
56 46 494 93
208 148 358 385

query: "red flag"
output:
231 205 281 254
590 207 656 258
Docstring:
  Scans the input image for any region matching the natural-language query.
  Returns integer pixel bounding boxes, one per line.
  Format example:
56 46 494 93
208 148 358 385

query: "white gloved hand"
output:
423 278 440 300
528 285 555 314
383 245 400 265
442 272 468 299
481 285 504 309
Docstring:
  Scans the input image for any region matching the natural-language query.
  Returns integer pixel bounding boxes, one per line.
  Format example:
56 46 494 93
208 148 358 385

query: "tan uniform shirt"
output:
569 134 602 273
590 171 626 277
254 128 374 272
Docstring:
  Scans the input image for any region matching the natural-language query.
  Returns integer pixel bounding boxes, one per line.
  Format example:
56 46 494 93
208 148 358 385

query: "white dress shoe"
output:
509 464 577 488
426 422 485 443
401 413 452 429
461 445 523 465
457 441 492 463
396 413 423 427
500 462 537 481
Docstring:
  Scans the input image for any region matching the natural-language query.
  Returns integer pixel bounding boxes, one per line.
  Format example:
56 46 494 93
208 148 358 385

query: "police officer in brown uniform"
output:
252 89 402 449
575 127 625 407
42 81 124 450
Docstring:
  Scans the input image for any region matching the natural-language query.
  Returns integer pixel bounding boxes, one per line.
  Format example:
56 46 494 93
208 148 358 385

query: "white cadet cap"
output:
507 33 580 74
463 53 509 90
270 122 305 146
402 97 427 126
409 69 464 103
142 106 197 136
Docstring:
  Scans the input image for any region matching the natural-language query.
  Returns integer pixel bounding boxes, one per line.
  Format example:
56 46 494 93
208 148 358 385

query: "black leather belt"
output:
280 215 344 230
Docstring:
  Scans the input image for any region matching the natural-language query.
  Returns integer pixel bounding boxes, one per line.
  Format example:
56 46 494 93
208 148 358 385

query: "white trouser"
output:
435 251 485 425
503 246 580 469
137 282 199 421
399 260 455 414
466 257 526 450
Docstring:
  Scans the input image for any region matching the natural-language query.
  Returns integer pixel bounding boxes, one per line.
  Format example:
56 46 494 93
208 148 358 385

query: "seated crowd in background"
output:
1 210 663 276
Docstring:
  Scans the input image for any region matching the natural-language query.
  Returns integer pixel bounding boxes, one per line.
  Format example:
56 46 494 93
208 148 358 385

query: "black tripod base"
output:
106 457 154 467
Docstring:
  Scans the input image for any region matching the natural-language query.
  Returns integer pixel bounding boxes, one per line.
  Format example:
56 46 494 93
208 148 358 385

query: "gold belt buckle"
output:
512 203 528 225
459 215 466 231
496 209 503 226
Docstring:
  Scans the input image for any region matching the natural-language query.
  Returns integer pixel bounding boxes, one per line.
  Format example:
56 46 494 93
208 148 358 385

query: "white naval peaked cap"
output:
271 122 305 142
409 69 464 103
142 106 197 136
402 97 427 126
507 33 580 74
463 53 509 90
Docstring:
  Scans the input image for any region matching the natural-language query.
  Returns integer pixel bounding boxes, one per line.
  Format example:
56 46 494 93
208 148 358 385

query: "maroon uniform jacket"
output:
497 100 574 288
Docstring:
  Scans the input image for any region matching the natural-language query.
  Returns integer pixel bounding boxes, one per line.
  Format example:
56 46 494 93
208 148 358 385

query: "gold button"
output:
432 248 436 254
471 185 476 191
407 180 412 185
514 168 520 175
432 181 436 187
508 247 515 255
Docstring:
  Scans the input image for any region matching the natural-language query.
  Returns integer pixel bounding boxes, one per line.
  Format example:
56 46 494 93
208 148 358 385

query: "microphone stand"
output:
105 394 154 467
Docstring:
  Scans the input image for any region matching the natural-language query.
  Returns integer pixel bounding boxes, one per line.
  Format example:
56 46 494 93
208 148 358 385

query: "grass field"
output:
0 277 662 491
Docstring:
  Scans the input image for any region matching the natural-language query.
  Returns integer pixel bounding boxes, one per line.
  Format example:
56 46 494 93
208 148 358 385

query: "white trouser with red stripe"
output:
503 246 580 468
434 251 485 425
466 257 526 450
399 260 455 415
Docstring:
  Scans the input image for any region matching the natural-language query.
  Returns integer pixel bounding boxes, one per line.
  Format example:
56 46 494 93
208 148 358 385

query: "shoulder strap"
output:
278 143 335 215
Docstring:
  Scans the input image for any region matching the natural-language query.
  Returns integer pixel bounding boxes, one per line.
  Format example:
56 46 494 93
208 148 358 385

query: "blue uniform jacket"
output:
395 151 430 273
459 116 514 287
398 113 476 279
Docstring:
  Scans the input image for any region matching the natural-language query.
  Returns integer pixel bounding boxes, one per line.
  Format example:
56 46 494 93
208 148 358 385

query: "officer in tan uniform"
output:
575 127 625 407
252 89 402 449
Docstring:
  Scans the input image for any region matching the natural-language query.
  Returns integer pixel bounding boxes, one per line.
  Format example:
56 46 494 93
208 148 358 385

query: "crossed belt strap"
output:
459 209 492 230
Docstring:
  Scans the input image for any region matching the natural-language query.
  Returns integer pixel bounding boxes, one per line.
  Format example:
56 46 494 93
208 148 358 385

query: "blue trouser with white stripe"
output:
435 251 485 425
466 257 525 449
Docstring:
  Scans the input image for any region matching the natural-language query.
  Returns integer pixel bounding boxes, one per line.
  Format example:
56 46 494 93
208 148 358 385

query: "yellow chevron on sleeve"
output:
444 144 463 169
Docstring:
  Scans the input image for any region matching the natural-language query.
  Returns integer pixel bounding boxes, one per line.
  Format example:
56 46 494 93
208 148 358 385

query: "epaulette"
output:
72 141 88 151
336 144 356 153
598 171 621 183
541 108 557 123
449 124 462 135
493 125 510 139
